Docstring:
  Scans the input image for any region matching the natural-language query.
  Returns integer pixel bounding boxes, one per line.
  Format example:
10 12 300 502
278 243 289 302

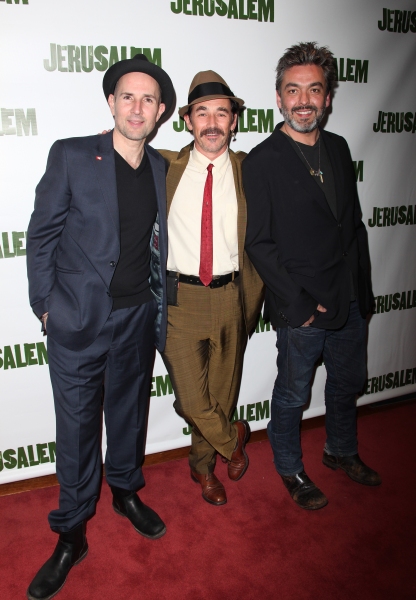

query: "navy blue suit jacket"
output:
27 131 167 352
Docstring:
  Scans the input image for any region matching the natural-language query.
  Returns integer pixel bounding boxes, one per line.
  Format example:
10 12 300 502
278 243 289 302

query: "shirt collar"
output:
191 145 230 173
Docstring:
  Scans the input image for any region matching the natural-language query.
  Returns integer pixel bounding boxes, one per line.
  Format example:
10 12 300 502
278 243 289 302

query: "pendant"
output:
319 171 324 183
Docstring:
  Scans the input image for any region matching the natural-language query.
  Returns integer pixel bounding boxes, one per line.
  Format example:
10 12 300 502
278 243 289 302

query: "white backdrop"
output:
1 0 415 483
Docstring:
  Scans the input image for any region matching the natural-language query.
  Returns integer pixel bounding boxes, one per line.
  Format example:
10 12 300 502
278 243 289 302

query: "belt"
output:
167 271 239 289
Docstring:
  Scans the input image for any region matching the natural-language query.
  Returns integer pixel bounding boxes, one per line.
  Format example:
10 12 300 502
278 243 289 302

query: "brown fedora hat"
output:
178 70 244 118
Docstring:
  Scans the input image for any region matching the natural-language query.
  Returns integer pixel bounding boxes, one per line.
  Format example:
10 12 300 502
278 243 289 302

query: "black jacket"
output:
243 123 373 330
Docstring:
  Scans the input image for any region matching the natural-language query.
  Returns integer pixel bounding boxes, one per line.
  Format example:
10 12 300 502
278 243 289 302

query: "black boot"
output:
111 486 166 539
27 522 88 600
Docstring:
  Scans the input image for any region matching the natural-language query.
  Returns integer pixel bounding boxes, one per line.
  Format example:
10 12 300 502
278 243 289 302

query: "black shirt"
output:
110 150 157 310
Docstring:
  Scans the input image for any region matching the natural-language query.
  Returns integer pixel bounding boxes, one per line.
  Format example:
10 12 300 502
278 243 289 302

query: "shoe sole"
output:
322 457 381 486
113 505 167 539
190 473 227 506
229 421 250 482
26 546 88 600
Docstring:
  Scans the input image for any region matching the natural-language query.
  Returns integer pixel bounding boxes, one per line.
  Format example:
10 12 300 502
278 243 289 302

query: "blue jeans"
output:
268 300 367 476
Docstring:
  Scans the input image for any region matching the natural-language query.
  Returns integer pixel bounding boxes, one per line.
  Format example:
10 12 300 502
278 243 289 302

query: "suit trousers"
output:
162 279 247 475
46 299 157 532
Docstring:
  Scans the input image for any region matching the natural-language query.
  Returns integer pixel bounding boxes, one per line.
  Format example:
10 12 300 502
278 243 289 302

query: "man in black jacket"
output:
243 42 381 510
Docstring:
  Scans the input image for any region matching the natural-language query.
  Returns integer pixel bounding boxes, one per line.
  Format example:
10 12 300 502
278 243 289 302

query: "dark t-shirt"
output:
110 150 157 310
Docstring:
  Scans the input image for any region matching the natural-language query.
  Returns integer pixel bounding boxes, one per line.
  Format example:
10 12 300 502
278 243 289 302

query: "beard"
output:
281 103 326 133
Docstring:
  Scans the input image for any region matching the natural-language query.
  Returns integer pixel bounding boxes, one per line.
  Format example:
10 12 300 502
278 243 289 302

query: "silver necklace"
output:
284 126 324 183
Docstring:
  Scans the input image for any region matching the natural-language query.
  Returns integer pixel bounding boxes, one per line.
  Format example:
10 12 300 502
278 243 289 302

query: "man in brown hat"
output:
159 71 264 506
26 55 173 600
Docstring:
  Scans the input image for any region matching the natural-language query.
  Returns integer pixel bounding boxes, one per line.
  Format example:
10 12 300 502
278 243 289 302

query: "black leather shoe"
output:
322 451 381 486
26 522 88 600
280 471 328 510
111 487 166 539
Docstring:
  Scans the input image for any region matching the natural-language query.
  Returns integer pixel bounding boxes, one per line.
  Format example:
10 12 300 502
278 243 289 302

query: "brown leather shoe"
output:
322 451 381 485
228 420 250 481
191 471 227 506
281 471 328 510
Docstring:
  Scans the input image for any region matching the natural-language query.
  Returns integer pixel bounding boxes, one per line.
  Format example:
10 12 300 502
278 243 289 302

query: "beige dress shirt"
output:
167 146 239 276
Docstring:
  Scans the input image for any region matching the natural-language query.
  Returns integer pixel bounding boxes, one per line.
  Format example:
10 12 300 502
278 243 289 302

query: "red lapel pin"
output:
96 156 102 160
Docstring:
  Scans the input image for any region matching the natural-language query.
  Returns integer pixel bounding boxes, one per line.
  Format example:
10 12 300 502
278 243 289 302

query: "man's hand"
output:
99 130 112 135
41 312 48 335
301 304 327 327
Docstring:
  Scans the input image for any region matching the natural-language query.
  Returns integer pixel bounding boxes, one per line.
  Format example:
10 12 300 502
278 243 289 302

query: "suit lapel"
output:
94 131 119 237
146 145 167 224
166 144 192 215
321 131 345 219
229 150 246 265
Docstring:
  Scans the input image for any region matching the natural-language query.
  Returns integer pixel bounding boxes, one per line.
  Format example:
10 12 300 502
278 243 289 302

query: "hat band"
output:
188 82 234 105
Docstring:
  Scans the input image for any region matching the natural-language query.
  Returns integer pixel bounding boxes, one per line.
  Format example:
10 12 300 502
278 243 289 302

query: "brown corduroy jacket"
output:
158 143 264 336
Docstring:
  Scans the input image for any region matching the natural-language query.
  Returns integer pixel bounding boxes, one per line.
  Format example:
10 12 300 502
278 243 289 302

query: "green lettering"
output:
192 0 203 15
239 0 248 19
255 312 271 333
108 46 119 67
143 48 162 66
171 0 182 14
15 345 27 368
12 231 26 256
247 108 257 131
258 0 273 22
247 0 257 19
36 342 48 365
57 45 68 72
246 403 255 421
15 109 37 136
43 43 57 72
256 400 269 420
353 160 363 182
215 0 227 16
24 343 38 366
355 60 368 83
203 0 215 16
156 375 173 396
3 449 17 469
3 346 16 370
258 109 273 133
67 45 81 73
346 58 355 81
2 232 15 258
48 442 56 463
17 447 29 469
227 0 238 19
81 46 94 72
37 443 49 464
94 46 108 72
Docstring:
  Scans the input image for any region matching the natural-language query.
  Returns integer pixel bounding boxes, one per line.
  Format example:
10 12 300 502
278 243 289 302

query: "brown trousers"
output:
162 279 247 474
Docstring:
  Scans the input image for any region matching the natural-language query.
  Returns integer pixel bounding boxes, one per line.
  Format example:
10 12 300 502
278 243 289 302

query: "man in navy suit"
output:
26 55 173 600
243 42 381 512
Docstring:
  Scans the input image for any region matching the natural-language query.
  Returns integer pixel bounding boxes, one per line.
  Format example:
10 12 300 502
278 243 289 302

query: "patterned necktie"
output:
199 163 214 286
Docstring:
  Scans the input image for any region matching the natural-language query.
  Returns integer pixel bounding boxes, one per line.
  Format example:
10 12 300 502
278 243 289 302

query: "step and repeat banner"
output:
1 0 415 483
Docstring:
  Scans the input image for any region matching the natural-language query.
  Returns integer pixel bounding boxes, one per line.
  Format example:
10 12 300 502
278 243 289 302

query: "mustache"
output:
200 127 225 137
291 105 318 114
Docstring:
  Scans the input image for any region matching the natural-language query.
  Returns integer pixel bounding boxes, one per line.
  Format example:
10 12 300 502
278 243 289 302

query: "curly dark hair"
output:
275 42 336 95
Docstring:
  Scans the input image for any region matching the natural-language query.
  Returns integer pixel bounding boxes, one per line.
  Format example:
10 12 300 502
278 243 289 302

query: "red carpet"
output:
1 402 415 600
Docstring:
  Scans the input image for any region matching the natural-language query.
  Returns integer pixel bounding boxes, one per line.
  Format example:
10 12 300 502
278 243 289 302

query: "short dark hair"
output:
275 42 336 95
186 98 242 133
